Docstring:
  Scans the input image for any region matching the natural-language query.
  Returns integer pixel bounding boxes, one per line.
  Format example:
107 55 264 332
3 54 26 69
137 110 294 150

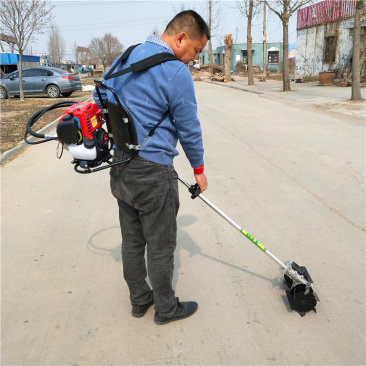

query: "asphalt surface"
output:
1 78 365 365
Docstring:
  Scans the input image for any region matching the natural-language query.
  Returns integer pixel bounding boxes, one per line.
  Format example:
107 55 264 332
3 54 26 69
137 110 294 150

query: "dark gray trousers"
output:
110 150 179 316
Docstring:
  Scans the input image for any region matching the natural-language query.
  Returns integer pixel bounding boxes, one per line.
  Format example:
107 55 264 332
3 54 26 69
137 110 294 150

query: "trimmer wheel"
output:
288 284 318 315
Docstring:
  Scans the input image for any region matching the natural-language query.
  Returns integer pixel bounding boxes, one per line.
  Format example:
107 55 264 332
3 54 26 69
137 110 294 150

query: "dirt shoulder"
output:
1 89 94 155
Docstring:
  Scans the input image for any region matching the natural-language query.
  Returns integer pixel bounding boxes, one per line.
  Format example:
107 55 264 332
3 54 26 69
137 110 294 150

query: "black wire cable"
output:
24 101 78 145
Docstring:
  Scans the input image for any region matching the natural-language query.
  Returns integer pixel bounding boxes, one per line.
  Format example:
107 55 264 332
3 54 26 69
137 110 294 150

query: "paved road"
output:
2 81 365 365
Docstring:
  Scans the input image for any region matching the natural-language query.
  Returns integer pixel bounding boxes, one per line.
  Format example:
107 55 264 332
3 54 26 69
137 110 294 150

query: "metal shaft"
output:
178 175 286 269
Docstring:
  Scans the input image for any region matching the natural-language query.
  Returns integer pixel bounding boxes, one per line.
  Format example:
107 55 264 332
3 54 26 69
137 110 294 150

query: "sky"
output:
19 0 300 60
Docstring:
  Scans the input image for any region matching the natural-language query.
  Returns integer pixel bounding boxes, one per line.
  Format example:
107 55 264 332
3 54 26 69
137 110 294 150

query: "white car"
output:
189 60 201 70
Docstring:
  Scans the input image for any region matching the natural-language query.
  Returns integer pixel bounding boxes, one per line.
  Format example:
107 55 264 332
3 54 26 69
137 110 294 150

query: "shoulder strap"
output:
130 53 178 73
97 46 179 150
104 44 140 80
105 52 178 80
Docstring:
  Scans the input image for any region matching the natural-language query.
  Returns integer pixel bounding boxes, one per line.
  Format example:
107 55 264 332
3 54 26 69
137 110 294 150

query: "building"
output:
296 0 366 78
199 42 283 72
0 53 40 74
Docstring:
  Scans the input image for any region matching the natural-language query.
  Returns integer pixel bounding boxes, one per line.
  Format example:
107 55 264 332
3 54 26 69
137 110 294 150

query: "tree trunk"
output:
18 52 24 101
209 0 214 75
224 34 233 81
247 0 254 85
282 16 291 91
263 1 267 76
209 39 214 75
351 0 365 100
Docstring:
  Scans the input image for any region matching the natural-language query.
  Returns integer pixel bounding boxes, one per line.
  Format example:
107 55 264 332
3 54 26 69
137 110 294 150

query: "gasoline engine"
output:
24 47 178 173
57 102 111 171
24 100 127 173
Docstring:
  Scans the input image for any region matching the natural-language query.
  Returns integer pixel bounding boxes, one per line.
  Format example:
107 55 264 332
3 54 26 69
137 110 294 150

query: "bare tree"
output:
71 41 78 64
0 0 53 101
204 0 222 74
265 0 313 91
47 23 65 65
103 33 124 68
171 3 191 13
151 26 161 38
351 0 365 100
89 37 106 70
76 46 91 66
224 34 233 81
236 0 261 85
89 33 124 71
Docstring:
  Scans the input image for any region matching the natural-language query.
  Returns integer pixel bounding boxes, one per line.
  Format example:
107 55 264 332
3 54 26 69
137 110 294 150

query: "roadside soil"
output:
1 88 94 154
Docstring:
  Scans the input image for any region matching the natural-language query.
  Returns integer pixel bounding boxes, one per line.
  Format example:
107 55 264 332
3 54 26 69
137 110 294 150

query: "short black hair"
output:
165 10 211 41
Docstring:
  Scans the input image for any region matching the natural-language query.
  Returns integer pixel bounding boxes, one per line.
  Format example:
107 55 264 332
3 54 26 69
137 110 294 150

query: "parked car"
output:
0 67 82 99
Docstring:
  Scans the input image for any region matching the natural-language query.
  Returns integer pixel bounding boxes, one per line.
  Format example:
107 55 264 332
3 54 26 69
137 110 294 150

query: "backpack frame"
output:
94 44 178 157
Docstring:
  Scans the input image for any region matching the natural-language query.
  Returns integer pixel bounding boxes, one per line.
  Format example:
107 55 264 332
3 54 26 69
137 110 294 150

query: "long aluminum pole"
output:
178 175 286 269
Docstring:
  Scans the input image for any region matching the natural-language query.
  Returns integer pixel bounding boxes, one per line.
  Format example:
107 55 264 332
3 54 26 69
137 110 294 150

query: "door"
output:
28 68 50 93
19 69 31 93
242 50 248 65
5 71 20 95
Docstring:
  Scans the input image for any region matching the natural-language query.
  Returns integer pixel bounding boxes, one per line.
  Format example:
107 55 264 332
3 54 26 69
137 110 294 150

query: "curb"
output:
204 79 264 95
1 117 60 164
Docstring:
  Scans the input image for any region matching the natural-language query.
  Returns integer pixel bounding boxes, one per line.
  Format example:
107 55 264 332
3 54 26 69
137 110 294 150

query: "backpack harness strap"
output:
95 45 178 152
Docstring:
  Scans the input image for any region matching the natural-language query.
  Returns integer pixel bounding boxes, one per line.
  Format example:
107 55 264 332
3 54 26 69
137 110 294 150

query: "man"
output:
93 10 209 325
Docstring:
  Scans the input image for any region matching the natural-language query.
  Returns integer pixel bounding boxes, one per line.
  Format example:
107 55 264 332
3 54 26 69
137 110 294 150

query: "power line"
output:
50 0 136 8
58 20 168 32
54 16 169 31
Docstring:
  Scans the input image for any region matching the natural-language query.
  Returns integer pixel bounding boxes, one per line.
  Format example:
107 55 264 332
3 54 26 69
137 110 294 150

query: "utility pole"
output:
263 1 267 75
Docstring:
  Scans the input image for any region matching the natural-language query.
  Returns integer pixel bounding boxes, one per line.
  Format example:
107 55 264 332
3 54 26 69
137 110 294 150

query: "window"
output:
30 69 42 77
22 70 31 77
6 71 19 79
242 50 248 65
324 36 336 63
268 51 279 64
30 68 52 77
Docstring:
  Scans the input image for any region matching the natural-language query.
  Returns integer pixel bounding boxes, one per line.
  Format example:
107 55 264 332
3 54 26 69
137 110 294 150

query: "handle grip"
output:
188 183 201 199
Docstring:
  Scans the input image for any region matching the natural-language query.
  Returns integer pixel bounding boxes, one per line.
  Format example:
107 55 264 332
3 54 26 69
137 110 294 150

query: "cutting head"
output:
282 261 319 316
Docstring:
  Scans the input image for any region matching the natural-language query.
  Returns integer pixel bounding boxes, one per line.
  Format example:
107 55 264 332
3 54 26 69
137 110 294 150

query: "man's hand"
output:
194 172 208 193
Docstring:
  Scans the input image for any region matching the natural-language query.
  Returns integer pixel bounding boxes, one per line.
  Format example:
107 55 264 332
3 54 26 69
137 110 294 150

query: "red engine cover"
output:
60 102 103 140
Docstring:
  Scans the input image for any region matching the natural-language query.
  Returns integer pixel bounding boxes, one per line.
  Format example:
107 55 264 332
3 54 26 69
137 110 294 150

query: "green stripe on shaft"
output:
240 229 267 251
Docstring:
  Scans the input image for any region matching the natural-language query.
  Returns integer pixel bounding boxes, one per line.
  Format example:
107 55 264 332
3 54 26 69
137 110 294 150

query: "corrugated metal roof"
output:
0 53 18 64
297 0 366 30
0 53 40 65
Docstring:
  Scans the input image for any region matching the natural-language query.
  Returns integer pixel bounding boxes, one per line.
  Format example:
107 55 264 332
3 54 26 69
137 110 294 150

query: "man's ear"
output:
175 32 187 48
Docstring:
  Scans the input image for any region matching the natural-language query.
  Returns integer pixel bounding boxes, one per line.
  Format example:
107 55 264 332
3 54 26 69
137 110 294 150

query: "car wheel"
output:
0 86 7 99
61 92 72 97
46 85 60 98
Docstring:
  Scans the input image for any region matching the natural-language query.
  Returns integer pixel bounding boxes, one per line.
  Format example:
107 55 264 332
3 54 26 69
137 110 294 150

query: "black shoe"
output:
154 300 198 325
132 297 154 318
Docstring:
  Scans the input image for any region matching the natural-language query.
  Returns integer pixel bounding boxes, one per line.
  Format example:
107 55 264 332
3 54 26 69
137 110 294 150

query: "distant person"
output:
93 10 209 325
